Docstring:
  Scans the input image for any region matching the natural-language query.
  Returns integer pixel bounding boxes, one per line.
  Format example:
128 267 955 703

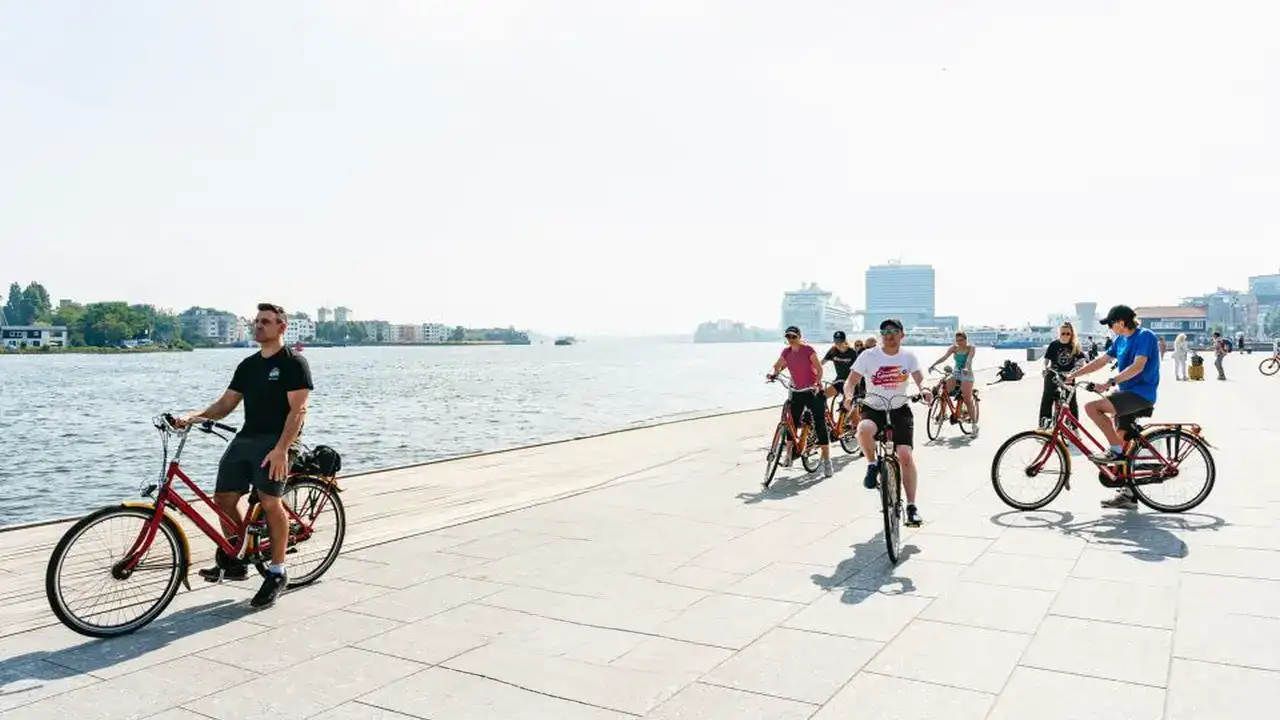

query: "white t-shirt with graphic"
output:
851 346 920 410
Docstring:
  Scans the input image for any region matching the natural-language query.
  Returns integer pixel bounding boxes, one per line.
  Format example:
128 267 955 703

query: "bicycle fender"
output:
120 503 193 591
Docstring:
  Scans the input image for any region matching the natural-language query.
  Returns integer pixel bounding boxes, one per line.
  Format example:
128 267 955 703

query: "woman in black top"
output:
1039 321 1086 427
822 331 859 402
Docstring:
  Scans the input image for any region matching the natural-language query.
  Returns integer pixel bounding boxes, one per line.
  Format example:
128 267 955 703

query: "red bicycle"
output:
991 374 1215 513
45 415 346 637
763 374 825 488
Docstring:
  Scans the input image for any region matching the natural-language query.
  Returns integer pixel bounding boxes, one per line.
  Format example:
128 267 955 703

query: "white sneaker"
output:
1100 490 1137 509
821 459 834 478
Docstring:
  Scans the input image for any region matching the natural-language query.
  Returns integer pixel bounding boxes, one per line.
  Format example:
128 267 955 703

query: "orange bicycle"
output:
925 366 980 441
824 383 864 456
763 374 823 488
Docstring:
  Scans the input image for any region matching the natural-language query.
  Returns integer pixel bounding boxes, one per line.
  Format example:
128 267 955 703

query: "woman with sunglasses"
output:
767 326 833 478
1039 321 1086 427
928 330 979 433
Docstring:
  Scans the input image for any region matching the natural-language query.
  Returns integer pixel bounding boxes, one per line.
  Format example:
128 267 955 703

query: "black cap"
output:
833 330 846 341
785 325 801 336
1099 304 1136 326
879 318 904 332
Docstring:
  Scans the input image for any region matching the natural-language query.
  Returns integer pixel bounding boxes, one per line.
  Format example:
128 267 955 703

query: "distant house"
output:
2 325 69 349
1135 306 1208 342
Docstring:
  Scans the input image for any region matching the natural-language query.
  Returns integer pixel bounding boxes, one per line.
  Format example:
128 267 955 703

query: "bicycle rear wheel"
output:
1260 357 1280 376
958 395 979 435
1128 428 1216 513
763 423 786 488
46 506 188 638
880 459 903 564
247 478 347 587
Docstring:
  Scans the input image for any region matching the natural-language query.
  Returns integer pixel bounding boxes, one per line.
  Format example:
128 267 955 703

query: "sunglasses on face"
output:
254 318 278 326
880 328 901 336
785 333 798 340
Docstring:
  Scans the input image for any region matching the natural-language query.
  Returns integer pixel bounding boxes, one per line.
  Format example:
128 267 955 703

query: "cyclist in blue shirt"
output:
1066 304 1160 509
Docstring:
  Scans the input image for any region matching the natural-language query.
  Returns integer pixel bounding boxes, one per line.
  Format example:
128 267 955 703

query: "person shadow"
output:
809 532 922 603
736 453 861 504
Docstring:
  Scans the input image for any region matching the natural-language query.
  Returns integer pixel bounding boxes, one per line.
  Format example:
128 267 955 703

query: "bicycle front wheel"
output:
1129 428 1216 513
991 431 1070 510
925 397 945 441
763 424 786 488
1260 357 1280 376
958 396 979 435
248 478 347 587
880 459 903 564
46 506 188 638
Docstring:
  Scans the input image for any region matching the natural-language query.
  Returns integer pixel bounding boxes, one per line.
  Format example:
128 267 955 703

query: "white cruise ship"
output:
781 283 855 340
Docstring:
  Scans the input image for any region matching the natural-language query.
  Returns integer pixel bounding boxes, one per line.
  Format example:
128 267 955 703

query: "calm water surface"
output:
0 342 1026 525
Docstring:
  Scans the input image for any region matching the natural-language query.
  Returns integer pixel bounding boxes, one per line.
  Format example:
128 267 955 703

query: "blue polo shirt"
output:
1107 326 1160 403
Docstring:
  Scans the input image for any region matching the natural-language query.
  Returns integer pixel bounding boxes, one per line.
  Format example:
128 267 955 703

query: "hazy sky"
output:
1 1 1276 335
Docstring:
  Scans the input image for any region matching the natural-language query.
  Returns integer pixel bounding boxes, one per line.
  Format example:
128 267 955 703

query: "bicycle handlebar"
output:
854 392 925 411
766 373 821 393
159 413 238 436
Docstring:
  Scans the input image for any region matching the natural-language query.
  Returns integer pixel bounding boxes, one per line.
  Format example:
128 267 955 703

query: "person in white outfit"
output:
1172 333 1190 381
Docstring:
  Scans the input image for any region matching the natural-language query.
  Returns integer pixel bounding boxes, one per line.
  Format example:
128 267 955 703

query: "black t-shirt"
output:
229 347 314 437
1045 340 1083 373
823 346 859 382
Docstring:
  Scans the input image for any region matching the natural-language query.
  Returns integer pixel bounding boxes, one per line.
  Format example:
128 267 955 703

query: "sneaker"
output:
198 548 248 583
1100 490 1137 509
863 461 879 490
1089 448 1126 464
905 505 923 527
251 569 288 608
822 459 834 478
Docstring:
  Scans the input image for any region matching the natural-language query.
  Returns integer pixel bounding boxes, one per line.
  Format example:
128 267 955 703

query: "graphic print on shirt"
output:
870 365 908 388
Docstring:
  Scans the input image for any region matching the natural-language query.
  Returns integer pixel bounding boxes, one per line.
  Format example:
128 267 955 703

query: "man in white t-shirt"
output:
843 318 932 527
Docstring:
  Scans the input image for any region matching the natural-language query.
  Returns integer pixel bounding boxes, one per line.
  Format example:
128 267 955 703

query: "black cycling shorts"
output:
1108 391 1154 418
215 434 289 497
862 405 914 448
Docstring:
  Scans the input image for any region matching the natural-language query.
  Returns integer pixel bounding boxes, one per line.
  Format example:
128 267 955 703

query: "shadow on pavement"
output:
809 531 925 603
0 598 256 701
989 508 1227 559
736 453 861 504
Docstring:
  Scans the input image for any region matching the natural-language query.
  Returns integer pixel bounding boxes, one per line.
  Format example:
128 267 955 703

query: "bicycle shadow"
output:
989 508 1226 559
928 434 975 449
736 453 861 504
0 597 257 702
810 532 922 603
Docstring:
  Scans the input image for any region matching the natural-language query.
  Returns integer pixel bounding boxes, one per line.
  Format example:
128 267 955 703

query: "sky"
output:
1 1 1277 335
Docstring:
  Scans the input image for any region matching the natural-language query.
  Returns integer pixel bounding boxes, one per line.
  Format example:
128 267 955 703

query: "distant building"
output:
2 325 68 349
865 261 937 331
1135 306 1208 342
1074 302 1098 329
181 309 240 344
423 323 450 343
284 317 316 344
1180 289 1256 335
317 307 331 323
334 306 352 324
780 283 854 340
394 324 424 343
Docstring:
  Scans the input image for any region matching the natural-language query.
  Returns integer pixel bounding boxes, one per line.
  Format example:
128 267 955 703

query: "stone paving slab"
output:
1 350 1278 718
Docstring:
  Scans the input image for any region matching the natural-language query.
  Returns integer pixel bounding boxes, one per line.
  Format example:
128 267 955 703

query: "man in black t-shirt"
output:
822 331 859 401
176 303 314 608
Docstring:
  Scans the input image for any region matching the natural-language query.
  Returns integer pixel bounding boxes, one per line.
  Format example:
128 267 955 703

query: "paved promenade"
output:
1 351 1276 719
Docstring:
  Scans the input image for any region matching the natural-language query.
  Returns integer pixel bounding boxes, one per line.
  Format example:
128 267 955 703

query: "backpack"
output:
997 360 1024 382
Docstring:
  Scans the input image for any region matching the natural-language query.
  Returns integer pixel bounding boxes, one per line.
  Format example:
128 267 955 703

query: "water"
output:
0 342 1031 526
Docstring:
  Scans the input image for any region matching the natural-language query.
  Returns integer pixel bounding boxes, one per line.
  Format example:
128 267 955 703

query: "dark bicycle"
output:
858 392 924 564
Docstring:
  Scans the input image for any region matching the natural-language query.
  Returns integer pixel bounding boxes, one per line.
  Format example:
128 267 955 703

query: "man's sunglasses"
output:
880 328 901 336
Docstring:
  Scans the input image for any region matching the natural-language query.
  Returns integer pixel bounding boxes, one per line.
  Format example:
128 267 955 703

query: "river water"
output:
0 342 1030 526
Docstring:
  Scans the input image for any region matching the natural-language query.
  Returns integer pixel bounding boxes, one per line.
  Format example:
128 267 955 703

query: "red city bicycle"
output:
991 374 1215 513
45 415 346 637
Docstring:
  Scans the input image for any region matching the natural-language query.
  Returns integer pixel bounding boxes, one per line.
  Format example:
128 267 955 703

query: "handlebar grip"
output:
213 421 238 433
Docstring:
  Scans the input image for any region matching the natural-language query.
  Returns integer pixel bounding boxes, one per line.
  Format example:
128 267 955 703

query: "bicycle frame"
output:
1033 382 1204 485
825 390 859 438
116 423 323 576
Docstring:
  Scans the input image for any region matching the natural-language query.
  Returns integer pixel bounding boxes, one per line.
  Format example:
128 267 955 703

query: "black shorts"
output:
215 434 289 497
861 404 914 448
1108 391 1154 420
827 380 850 397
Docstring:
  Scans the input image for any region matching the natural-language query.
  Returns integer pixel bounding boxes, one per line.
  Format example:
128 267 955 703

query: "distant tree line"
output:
3 281 195 348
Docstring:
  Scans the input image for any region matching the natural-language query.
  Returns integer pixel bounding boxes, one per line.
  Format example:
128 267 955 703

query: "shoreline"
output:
0 403 773 533
0 346 192 355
